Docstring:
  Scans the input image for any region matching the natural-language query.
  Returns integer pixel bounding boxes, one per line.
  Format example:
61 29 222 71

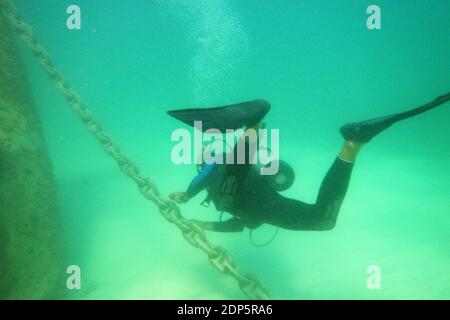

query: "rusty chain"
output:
0 0 270 300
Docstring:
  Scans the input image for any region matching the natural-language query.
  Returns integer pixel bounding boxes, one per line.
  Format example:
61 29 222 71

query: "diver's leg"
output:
311 149 357 230
262 141 361 231
265 93 450 231
305 140 365 230
310 93 450 227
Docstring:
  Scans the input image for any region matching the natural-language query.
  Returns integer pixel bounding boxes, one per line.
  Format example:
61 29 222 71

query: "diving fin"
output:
340 92 450 143
167 99 271 132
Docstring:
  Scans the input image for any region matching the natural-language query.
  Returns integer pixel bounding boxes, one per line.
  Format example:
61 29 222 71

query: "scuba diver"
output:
167 93 450 233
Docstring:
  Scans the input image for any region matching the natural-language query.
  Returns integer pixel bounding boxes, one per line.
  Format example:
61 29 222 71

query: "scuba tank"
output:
262 159 295 192
255 143 295 192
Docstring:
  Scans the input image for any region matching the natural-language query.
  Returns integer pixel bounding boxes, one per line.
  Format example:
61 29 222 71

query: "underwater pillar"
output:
0 14 66 298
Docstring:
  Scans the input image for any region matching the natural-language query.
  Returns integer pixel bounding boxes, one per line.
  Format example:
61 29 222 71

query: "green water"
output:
15 0 450 299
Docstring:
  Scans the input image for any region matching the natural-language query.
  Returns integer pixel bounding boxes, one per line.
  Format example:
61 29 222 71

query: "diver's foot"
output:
339 115 396 143
340 92 450 143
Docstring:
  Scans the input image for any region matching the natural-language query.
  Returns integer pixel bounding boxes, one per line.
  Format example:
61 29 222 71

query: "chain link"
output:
0 0 270 300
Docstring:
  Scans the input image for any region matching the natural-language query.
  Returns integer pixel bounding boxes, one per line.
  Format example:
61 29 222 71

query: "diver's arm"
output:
192 218 246 233
173 162 216 204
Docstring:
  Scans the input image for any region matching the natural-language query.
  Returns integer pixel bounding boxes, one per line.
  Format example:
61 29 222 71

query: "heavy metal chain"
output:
0 0 269 300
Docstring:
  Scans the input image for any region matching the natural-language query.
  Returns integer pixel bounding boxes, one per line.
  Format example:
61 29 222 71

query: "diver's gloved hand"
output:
169 192 188 204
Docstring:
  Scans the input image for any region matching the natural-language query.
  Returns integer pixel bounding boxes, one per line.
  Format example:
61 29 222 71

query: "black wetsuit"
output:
185 149 354 232
177 93 450 232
